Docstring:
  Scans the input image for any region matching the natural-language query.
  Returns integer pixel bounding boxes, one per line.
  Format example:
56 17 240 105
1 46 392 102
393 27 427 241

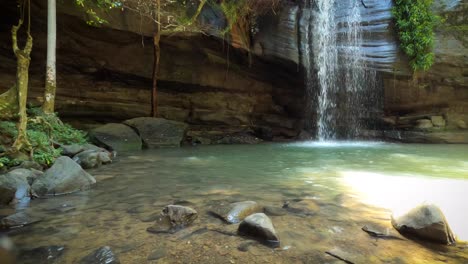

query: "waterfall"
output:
305 0 378 140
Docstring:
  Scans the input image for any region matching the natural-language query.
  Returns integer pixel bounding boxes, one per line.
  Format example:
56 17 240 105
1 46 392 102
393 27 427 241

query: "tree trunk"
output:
151 33 160 117
43 0 57 114
151 0 161 117
11 20 33 151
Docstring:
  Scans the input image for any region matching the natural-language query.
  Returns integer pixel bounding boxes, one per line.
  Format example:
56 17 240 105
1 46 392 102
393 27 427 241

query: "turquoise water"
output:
2 142 468 263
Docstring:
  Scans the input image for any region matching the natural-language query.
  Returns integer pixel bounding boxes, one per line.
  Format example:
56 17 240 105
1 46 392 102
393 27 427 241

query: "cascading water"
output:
312 0 338 140
305 0 378 140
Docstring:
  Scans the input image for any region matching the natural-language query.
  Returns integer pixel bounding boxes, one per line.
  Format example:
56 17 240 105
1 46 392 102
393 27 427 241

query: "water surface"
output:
3 142 468 263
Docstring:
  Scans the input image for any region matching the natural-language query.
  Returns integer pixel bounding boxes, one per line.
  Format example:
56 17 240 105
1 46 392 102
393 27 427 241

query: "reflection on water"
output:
1 142 468 263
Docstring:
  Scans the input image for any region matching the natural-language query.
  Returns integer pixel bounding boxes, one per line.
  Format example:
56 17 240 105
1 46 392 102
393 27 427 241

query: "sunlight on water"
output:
341 170 468 241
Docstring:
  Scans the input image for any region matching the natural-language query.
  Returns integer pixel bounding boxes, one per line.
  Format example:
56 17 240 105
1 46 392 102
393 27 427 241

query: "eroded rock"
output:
211 201 262 224
73 149 112 169
238 213 280 248
391 204 456 245
147 205 198 234
31 156 96 197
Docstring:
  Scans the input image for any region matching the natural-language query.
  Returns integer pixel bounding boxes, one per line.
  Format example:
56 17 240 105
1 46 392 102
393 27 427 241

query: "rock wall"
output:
0 0 306 141
0 0 466 143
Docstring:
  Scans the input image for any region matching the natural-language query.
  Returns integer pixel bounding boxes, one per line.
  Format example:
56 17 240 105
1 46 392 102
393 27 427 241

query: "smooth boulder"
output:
124 117 188 148
0 169 36 205
147 205 198 234
79 246 120 264
90 123 142 152
391 204 456 245
238 213 280 248
31 157 96 197
211 201 262 224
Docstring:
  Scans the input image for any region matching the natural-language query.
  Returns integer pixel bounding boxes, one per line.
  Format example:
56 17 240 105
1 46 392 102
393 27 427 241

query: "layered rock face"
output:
0 0 466 142
0 0 306 141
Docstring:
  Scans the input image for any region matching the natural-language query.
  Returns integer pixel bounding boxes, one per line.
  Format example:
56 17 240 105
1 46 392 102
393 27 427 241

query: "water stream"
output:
2 143 467 263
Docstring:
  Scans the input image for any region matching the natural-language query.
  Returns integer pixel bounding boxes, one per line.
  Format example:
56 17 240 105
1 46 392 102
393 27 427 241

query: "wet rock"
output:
73 149 112 169
90 123 142 152
18 245 66 264
238 213 280 248
0 169 33 205
0 236 15 264
12 161 43 171
147 205 198 234
391 204 456 245
31 156 96 197
79 246 120 264
61 144 86 157
297 130 312 140
431 116 446 127
0 211 42 229
123 117 188 148
147 248 166 261
415 119 433 129
211 201 262 224
263 206 287 216
282 199 319 216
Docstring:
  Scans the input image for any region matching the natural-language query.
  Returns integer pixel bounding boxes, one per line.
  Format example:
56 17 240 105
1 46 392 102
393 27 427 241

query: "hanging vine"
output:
392 0 441 71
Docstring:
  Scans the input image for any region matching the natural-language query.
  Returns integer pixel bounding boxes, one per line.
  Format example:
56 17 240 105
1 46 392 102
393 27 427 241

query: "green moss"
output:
392 0 441 71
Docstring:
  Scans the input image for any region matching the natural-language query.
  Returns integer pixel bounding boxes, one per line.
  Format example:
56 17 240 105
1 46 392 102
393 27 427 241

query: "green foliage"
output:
27 129 61 166
74 0 121 26
27 108 88 145
219 0 248 33
0 109 88 168
392 0 441 71
0 156 19 169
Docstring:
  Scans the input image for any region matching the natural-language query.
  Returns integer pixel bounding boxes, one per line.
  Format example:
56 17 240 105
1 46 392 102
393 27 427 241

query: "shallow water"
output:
2 142 468 263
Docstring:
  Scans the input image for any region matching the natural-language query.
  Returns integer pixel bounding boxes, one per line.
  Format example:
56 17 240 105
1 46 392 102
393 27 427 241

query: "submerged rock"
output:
73 149 112 169
90 123 142 152
147 205 198 234
282 199 319 216
391 204 456 245
31 156 96 197
123 117 188 148
211 201 262 224
0 211 42 229
263 206 287 216
79 246 120 264
18 245 66 264
147 248 166 261
238 213 280 248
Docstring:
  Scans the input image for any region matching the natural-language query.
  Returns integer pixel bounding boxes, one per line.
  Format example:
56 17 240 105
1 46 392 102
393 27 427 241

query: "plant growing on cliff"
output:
392 0 441 71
